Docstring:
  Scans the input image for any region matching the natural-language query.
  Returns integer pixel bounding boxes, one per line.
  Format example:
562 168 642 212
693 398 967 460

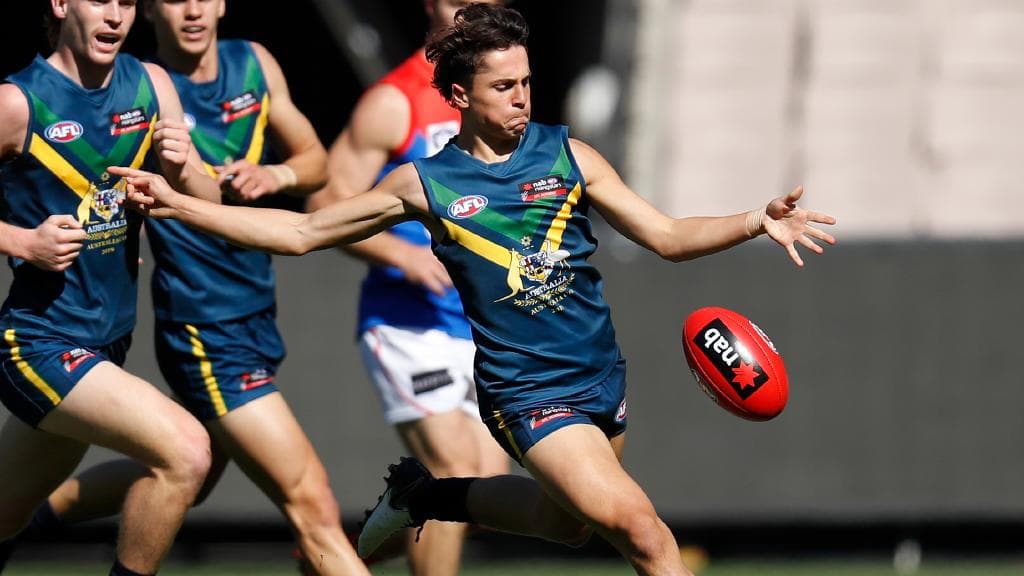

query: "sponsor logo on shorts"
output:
615 399 627 423
60 348 95 373
240 368 275 391
221 91 261 123
519 175 568 202
528 406 574 430
110 107 150 136
447 195 488 219
693 318 768 399
411 369 455 395
45 121 83 143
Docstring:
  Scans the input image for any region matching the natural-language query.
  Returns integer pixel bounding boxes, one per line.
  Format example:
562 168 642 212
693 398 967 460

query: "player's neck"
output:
456 130 521 164
157 44 219 82
47 47 115 90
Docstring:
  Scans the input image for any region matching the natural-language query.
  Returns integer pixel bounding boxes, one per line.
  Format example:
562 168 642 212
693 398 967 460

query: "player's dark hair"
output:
425 4 529 102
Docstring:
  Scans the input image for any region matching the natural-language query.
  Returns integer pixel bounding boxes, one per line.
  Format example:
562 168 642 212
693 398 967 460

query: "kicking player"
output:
19 1 369 575
0 1 224 575
307 1 508 573
112 5 836 575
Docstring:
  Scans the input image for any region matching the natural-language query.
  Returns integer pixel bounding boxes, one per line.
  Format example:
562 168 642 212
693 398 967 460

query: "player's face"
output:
458 45 532 141
426 0 503 32
54 0 136 66
148 0 224 57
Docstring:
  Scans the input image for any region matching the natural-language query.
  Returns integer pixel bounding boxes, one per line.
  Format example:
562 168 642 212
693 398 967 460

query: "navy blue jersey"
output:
414 123 622 412
0 54 154 346
145 40 275 323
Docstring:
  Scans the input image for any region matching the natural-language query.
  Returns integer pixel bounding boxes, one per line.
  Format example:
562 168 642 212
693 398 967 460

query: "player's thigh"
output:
205 391 324 501
522 423 655 530
396 410 486 475
0 415 88 523
39 361 209 469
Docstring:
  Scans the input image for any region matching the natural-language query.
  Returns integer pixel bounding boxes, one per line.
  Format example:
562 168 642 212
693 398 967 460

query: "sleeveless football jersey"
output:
357 50 471 340
145 40 275 323
0 54 154 346
414 123 621 411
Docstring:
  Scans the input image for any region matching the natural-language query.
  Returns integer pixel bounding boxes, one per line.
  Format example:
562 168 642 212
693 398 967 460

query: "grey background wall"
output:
2 233 1022 524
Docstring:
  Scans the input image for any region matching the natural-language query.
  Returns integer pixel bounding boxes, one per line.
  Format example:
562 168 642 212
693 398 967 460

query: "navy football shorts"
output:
155 308 285 422
483 358 628 464
0 329 131 428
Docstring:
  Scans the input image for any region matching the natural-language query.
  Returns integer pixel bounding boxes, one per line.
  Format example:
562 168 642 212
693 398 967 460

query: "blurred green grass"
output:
6 559 1024 575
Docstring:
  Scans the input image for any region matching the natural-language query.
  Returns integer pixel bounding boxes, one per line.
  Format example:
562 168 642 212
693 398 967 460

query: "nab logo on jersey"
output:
45 121 83 143
448 195 488 219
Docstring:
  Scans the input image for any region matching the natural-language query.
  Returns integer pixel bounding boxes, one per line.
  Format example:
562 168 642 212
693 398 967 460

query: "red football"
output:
682 306 788 421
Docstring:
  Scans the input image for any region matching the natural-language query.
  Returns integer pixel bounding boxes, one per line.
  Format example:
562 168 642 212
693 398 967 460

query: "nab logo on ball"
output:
448 195 488 219
682 306 788 421
694 318 768 400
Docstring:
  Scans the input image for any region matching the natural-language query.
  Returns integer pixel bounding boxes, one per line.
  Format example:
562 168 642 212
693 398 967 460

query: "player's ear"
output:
217 0 226 19
51 0 68 20
451 83 469 109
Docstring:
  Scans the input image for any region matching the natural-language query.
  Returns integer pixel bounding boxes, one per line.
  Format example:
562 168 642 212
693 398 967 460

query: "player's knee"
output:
608 510 671 561
161 419 212 492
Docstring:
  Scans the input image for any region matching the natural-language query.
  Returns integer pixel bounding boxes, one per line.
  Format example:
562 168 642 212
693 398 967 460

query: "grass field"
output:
6 559 1024 575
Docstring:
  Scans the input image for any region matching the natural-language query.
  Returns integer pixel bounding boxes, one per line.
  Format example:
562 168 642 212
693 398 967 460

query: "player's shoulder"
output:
0 83 30 156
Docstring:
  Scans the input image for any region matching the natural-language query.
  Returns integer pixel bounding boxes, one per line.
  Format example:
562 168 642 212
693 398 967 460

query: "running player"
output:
0 1 223 575
113 5 836 575
25 1 369 575
306 1 508 573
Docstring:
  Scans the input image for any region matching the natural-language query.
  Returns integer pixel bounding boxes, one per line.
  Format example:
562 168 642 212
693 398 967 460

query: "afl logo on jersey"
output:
45 121 84 143
448 195 488 219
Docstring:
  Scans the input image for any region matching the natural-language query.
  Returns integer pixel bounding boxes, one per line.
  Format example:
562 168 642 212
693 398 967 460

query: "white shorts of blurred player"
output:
359 325 478 425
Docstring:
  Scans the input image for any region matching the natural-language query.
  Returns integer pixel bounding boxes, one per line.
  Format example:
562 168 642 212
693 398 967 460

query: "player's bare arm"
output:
571 138 836 266
216 42 327 200
0 84 88 270
307 83 454 295
144 62 221 203
113 162 429 255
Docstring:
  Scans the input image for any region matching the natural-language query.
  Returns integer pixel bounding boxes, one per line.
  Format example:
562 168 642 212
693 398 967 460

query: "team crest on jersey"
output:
222 91 261 123
110 107 150 136
91 185 125 223
240 368 275 391
60 348 95 373
44 121 84 143
519 175 567 202
448 195 488 219
528 406 574 430
497 240 572 305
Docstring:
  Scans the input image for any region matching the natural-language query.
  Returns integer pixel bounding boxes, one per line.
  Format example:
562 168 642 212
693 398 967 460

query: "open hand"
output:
763 186 837 267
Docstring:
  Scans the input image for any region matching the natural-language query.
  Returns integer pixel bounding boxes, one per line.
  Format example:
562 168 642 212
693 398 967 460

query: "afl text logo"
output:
45 121 83 143
448 195 488 219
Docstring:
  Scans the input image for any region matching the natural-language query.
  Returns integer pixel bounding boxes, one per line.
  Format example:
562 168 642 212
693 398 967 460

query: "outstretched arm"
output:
111 163 428 256
571 139 836 266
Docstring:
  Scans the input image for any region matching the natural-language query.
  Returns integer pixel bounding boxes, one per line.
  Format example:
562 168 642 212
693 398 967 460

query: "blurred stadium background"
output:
1 0 1023 573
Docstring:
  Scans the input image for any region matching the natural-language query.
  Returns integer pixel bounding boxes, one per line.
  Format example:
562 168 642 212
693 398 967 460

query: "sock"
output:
0 501 62 570
109 559 154 576
409 477 476 524
29 501 62 532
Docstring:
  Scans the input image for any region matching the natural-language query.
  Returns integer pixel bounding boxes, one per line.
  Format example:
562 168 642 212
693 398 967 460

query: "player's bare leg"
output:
207 392 369 576
3 362 212 573
396 409 508 576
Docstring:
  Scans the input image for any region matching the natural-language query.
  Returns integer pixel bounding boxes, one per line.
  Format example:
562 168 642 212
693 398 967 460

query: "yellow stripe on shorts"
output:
493 410 523 461
3 329 61 406
184 324 227 417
